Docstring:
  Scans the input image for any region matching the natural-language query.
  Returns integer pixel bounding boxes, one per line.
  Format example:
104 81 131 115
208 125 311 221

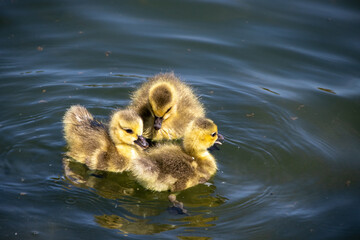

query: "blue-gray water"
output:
1 0 360 239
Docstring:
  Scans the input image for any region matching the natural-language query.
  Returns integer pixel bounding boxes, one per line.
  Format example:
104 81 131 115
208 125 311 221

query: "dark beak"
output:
209 133 225 151
154 116 163 131
215 133 224 145
134 135 149 149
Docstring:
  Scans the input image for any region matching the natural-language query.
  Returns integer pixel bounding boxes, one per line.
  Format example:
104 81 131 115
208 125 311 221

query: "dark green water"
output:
1 0 360 239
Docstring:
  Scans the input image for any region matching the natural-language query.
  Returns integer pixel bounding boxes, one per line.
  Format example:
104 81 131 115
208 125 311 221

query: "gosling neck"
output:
115 142 140 159
183 140 209 160
184 140 217 176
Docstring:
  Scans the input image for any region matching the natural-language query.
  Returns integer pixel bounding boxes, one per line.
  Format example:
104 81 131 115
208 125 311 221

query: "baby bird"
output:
63 105 149 173
129 72 205 141
130 117 224 192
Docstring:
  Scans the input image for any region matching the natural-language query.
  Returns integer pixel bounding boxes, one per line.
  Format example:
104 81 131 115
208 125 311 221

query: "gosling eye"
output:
165 107 172 114
211 132 217 137
125 129 133 134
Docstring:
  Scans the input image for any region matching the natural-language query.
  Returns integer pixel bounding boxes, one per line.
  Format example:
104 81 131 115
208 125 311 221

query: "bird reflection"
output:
62 157 227 235
95 214 177 235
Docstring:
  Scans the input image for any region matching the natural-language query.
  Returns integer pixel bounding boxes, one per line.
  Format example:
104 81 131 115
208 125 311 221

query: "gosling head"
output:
148 82 177 130
109 109 149 149
184 117 224 152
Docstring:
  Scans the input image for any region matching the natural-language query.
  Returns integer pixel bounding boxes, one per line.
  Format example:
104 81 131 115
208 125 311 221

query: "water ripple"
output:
1 0 360 239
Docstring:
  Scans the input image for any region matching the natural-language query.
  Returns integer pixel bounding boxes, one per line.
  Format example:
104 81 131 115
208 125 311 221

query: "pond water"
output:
1 0 360 239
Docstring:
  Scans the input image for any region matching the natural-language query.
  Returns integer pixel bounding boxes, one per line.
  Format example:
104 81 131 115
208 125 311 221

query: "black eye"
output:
211 132 217 137
165 107 172 114
125 129 133 134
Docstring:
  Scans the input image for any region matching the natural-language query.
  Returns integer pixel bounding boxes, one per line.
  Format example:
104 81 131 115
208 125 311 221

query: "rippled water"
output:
1 0 360 239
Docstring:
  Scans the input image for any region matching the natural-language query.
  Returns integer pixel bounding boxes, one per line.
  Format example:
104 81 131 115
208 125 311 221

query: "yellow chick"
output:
63 105 149 172
130 117 224 192
129 72 205 141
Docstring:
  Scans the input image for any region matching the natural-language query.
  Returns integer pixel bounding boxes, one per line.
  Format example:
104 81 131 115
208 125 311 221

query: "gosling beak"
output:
154 116 163 131
134 135 149 149
208 133 225 152
215 133 224 145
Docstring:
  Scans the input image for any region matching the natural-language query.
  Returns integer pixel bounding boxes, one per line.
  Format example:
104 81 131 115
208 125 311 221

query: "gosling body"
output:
131 117 223 192
129 72 205 141
63 105 148 173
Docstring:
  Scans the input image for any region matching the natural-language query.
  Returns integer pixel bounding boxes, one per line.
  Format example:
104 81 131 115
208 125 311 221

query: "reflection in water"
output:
63 158 227 235
317 87 336 94
95 213 218 236
95 214 177 235
171 214 218 228
261 87 280 95
63 158 137 199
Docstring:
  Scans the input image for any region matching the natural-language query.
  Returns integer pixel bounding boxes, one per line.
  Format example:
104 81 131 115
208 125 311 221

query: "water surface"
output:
1 0 360 239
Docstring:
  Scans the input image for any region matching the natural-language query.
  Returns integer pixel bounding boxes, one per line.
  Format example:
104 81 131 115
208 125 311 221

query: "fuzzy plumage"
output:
129 72 205 141
130 117 222 192
63 105 148 173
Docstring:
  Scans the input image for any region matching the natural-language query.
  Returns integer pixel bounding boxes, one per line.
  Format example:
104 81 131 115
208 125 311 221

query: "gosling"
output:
63 105 149 172
129 72 205 141
130 117 224 192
